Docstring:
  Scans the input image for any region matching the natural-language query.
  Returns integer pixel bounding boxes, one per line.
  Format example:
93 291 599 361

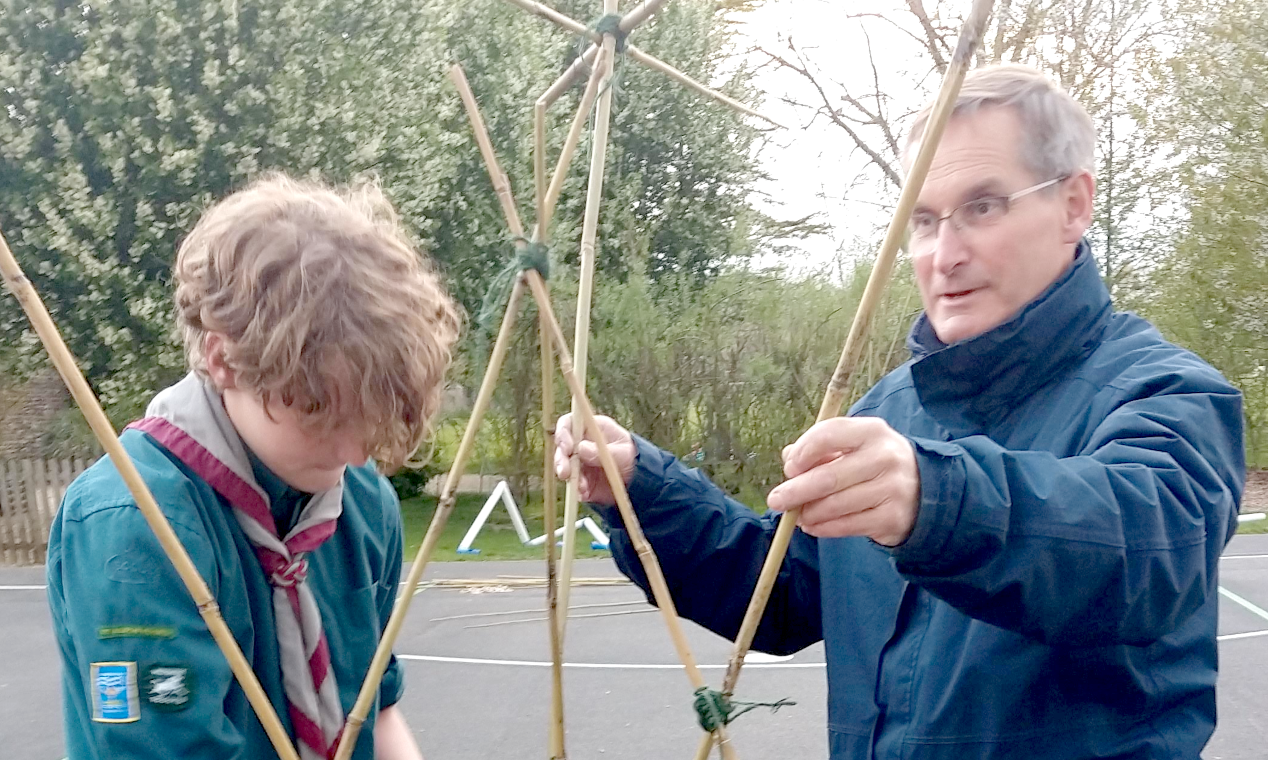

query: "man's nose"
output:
929 219 971 272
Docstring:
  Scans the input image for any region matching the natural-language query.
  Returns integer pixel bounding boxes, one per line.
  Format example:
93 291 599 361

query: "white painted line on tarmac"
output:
1220 586 1268 623
397 653 826 670
1222 554 1268 560
0 585 45 590
1218 629 1268 642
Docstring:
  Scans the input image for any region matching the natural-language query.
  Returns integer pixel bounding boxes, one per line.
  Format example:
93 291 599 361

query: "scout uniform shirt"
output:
47 402 406 760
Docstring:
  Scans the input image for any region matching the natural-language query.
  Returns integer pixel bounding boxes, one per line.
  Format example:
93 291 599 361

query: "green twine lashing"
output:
692 687 796 733
592 13 629 52
475 238 550 332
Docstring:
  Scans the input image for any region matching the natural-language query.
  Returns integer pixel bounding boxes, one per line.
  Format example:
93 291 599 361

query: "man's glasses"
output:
907 176 1068 256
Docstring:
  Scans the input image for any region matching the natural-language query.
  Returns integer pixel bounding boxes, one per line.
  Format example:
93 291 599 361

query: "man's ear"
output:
204 333 236 391
1060 170 1096 245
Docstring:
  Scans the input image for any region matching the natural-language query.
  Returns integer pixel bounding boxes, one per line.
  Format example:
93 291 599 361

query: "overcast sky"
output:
731 0 947 275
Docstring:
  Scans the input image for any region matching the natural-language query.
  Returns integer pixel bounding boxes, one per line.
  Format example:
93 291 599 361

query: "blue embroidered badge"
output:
91 661 140 723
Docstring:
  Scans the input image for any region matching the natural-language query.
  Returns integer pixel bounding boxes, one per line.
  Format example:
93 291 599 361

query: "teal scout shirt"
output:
47 428 406 760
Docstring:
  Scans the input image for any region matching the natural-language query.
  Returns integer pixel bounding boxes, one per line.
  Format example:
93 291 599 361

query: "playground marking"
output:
397 653 825 670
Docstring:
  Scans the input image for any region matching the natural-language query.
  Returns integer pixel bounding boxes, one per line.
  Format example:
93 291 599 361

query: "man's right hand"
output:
553 413 636 506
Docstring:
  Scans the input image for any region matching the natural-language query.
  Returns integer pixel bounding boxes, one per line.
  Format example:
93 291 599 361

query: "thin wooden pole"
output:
524 270 737 759
539 46 610 241
449 65 526 239
500 0 783 128
334 277 528 760
0 228 300 760
623 47 784 129
541 310 566 759
539 46 599 111
557 0 618 647
535 100 549 243
692 2 996 758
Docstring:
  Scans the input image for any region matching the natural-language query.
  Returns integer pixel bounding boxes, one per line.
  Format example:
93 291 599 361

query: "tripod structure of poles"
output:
337 3 782 759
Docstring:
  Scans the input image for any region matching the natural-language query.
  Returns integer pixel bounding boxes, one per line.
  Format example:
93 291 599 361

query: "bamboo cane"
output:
692 2 996 758
449 65 526 238
539 46 600 111
450 59 578 757
557 0 618 646
623 46 784 129
500 0 782 128
538 47 610 242
535 100 549 242
0 230 300 760
542 312 566 759
333 277 527 760
524 270 737 759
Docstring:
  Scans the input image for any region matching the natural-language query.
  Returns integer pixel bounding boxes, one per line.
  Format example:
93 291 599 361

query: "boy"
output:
46 174 461 760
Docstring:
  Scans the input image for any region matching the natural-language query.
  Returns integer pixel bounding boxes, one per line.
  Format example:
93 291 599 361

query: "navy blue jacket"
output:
599 246 1244 759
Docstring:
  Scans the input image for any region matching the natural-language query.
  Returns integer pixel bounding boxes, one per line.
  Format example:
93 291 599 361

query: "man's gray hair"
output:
905 64 1096 180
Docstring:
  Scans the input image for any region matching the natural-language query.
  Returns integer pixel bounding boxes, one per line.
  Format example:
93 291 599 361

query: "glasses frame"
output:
908 175 1070 254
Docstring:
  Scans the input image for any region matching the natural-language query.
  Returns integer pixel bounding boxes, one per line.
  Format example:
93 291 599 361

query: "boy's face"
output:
223 387 370 493
205 333 370 492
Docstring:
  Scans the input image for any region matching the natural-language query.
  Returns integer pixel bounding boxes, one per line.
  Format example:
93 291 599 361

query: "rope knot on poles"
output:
477 237 551 331
592 13 629 52
692 687 796 733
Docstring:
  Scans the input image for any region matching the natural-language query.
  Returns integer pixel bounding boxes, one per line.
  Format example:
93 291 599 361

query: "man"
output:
555 64 1244 758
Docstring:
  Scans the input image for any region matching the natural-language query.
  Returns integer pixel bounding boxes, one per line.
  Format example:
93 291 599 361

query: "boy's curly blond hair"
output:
174 173 461 469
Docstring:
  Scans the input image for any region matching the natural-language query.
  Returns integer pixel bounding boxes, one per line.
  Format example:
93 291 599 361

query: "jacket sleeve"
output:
890 370 1244 647
595 436 822 655
49 499 254 759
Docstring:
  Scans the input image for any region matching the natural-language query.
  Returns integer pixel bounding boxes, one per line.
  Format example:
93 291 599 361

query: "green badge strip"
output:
143 663 195 712
98 625 177 640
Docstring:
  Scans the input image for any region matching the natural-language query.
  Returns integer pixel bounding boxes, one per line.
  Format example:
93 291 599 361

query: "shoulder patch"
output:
91 662 140 723
143 663 195 712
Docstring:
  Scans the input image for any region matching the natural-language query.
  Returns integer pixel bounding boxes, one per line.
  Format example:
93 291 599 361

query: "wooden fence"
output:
0 458 94 566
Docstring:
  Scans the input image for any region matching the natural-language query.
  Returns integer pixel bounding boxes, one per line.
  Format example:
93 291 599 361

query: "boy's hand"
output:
553 413 636 506
766 417 921 547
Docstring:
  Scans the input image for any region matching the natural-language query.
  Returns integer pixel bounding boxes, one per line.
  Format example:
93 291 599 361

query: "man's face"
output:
907 107 1092 344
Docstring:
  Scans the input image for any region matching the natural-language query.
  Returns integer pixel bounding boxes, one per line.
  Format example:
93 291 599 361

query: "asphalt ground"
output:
2 535 1266 759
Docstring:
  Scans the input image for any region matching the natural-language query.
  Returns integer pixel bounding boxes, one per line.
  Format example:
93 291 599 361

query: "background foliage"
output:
2 0 1266 507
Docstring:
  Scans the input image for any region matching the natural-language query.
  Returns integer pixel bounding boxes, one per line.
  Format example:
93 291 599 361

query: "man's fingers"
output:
554 415 575 450
783 417 883 478
768 445 888 512
554 447 571 480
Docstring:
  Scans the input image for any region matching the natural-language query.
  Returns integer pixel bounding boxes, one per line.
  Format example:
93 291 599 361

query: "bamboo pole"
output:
542 313 566 759
333 278 528 760
617 0 671 32
0 229 300 760
538 47 610 241
535 100 549 243
557 0 618 646
692 2 996 758
623 46 784 129
524 270 737 759
449 65 526 238
539 46 599 111
500 0 783 128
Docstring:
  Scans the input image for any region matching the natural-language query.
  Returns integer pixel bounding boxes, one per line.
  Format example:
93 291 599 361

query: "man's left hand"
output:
766 417 921 546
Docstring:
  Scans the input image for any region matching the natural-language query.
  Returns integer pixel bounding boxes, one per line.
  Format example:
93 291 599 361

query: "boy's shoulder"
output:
60 428 208 525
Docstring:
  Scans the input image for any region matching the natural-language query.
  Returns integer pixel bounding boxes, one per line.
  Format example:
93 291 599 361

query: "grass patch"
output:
399 492 613 561
1236 515 1268 535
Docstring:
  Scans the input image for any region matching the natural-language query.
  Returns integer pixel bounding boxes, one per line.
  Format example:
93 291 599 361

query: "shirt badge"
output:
91 661 140 723
144 663 195 712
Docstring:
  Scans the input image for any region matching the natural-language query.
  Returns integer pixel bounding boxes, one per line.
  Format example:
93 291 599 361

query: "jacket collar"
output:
906 240 1111 415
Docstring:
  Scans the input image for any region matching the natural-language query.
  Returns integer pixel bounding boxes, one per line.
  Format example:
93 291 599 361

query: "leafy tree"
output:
1140 0 1268 462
